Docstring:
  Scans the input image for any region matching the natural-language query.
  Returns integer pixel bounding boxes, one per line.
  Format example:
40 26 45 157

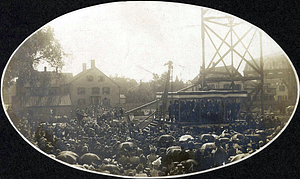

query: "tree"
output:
110 75 138 94
172 75 186 92
3 26 66 90
149 73 187 94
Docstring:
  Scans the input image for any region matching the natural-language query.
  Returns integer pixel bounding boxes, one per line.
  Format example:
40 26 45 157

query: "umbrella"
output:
181 159 199 166
231 133 245 141
200 142 216 154
166 146 181 157
104 164 120 173
219 133 232 138
255 130 268 136
79 153 101 165
179 135 194 142
219 137 230 143
157 135 175 147
57 151 79 164
166 146 181 152
200 134 216 143
158 135 175 142
117 142 137 151
230 153 249 162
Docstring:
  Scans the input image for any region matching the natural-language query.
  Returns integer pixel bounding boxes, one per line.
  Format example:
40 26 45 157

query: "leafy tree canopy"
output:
4 26 66 88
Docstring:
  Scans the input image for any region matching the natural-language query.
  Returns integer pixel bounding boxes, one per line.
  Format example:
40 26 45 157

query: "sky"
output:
43 1 283 82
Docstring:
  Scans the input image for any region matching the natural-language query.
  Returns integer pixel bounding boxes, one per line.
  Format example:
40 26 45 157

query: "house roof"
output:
128 82 151 92
67 67 120 87
243 53 291 72
264 79 287 89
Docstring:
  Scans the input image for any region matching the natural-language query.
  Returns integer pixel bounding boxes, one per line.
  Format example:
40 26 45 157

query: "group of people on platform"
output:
13 104 285 177
167 99 240 124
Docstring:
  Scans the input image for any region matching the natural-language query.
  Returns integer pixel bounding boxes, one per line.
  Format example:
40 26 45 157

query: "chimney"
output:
44 66 47 72
82 63 87 71
91 60 95 68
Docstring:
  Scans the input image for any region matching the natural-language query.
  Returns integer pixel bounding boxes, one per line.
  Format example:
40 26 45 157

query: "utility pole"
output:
160 61 173 122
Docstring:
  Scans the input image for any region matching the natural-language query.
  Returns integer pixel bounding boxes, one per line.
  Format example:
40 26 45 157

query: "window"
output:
77 87 85 94
236 84 242 90
279 85 285 91
92 87 100 94
78 98 86 105
209 84 215 89
264 86 269 93
103 87 110 95
91 96 101 104
98 76 105 82
278 96 282 101
87 75 94 82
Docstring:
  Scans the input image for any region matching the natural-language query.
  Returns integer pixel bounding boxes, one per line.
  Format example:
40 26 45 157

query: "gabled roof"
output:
264 79 287 89
66 68 93 83
67 67 120 87
128 82 151 92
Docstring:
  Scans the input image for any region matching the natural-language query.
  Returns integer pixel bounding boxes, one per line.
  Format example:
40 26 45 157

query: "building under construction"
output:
125 9 296 129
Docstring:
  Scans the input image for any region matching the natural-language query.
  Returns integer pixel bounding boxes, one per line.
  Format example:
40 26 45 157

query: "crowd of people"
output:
168 99 240 123
14 105 284 177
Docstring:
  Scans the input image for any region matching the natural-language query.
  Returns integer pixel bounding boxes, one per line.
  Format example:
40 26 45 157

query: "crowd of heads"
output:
14 105 285 177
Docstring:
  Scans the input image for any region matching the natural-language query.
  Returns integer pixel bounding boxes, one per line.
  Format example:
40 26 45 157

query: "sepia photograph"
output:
1 1 299 178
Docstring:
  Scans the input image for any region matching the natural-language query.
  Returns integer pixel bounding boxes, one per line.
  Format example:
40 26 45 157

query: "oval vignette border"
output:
0 0 297 178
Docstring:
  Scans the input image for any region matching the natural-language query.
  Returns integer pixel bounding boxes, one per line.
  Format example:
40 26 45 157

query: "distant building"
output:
244 79 289 102
63 60 121 116
191 66 244 90
10 60 122 121
243 53 297 112
11 67 73 121
243 53 297 101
